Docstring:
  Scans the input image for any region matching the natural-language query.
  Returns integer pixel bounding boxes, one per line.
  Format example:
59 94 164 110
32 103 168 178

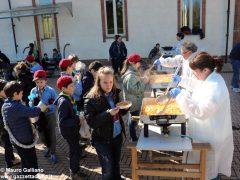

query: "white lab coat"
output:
158 52 198 78
176 71 234 179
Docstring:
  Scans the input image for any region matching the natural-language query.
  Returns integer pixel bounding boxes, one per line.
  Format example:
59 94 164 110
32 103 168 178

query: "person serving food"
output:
161 52 233 180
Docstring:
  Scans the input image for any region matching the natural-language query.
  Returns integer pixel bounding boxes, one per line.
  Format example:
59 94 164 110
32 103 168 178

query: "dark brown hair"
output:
4 81 23 98
14 62 30 77
189 52 224 73
68 54 79 63
89 61 103 71
0 79 7 91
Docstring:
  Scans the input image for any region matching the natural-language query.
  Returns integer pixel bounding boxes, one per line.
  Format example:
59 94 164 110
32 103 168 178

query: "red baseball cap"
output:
57 76 73 90
127 53 141 62
33 70 47 81
25 55 34 63
59 59 73 69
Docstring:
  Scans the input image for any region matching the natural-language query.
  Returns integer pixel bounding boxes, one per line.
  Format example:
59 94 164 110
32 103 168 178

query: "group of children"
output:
0 56 104 179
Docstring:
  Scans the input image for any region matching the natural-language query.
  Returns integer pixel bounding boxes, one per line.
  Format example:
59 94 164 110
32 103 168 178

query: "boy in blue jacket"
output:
0 80 20 168
29 70 58 164
2 81 43 177
55 76 88 180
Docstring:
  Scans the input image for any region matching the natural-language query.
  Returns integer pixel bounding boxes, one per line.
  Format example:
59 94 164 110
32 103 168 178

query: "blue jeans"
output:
129 111 140 141
231 59 240 88
94 134 123 180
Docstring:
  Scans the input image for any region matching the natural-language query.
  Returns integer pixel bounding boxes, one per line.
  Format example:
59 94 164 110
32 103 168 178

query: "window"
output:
105 0 125 36
42 15 54 39
101 0 128 42
178 0 206 35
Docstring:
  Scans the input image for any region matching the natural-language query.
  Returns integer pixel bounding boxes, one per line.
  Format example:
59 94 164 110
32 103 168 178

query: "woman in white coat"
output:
167 52 234 180
154 41 198 79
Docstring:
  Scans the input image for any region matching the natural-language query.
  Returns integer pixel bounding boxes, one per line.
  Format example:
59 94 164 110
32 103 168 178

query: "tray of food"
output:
116 101 132 109
140 98 185 124
149 74 177 89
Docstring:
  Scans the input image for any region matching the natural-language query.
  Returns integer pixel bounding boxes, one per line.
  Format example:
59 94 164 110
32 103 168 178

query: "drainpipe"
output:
8 0 18 54
63 43 70 58
225 0 230 63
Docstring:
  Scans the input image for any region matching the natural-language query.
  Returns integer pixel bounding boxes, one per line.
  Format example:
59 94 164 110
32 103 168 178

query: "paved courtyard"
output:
0 63 240 180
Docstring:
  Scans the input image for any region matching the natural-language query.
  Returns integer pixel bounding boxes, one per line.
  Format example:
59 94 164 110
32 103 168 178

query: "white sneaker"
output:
232 88 240 93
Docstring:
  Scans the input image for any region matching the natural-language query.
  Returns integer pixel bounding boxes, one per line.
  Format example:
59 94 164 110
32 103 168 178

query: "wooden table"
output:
128 126 211 180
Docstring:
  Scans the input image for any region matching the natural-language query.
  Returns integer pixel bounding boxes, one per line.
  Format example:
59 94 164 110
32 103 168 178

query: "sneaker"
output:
71 171 88 180
12 157 21 166
50 154 58 164
43 148 50 157
232 88 240 93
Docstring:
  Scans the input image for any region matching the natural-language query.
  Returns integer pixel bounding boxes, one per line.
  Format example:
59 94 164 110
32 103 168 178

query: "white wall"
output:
57 0 235 60
0 0 236 62
183 0 235 56
0 0 36 62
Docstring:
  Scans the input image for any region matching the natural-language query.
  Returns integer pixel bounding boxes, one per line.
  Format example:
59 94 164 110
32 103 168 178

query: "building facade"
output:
0 0 237 63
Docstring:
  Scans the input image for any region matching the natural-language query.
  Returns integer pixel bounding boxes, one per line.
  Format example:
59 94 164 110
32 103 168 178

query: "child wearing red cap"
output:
28 70 58 164
25 55 43 73
121 53 149 142
59 59 83 111
54 76 88 179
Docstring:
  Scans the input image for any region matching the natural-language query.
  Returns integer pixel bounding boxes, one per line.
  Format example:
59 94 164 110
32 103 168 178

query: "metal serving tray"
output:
149 74 177 89
140 98 186 125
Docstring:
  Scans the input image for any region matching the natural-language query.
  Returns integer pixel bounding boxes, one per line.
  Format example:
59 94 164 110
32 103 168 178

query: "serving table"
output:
128 126 211 180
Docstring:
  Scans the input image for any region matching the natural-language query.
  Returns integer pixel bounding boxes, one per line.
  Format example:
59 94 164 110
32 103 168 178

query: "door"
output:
37 0 57 58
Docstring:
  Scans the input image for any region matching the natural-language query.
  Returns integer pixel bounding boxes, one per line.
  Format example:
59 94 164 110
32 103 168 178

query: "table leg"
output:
153 89 157 98
131 147 139 180
181 122 186 136
200 149 207 180
144 124 149 137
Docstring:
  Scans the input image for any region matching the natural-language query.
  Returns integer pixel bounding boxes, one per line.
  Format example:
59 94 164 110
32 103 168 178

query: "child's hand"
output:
37 101 48 112
108 107 120 116
75 72 81 81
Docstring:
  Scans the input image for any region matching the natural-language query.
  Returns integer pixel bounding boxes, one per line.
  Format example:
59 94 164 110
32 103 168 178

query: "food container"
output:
140 98 186 137
116 101 132 109
149 74 177 89
37 101 48 112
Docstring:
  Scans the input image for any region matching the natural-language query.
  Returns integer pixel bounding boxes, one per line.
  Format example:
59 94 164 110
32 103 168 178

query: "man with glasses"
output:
154 41 198 78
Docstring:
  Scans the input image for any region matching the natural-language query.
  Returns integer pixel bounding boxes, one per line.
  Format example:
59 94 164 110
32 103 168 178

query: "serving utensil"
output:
156 60 183 112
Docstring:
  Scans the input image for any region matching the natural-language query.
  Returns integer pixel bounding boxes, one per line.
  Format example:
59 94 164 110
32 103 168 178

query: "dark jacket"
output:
82 71 94 96
84 89 127 142
109 41 127 61
79 71 94 110
17 70 35 105
230 43 240 60
0 51 10 65
1 99 41 144
0 98 5 135
54 95 80 137
148 47 160 59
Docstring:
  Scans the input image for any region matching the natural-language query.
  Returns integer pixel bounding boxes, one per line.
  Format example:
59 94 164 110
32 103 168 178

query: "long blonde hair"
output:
87 66 117 98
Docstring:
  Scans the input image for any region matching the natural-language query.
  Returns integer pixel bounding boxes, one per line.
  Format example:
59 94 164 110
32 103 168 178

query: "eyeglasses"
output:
182 51 190 55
